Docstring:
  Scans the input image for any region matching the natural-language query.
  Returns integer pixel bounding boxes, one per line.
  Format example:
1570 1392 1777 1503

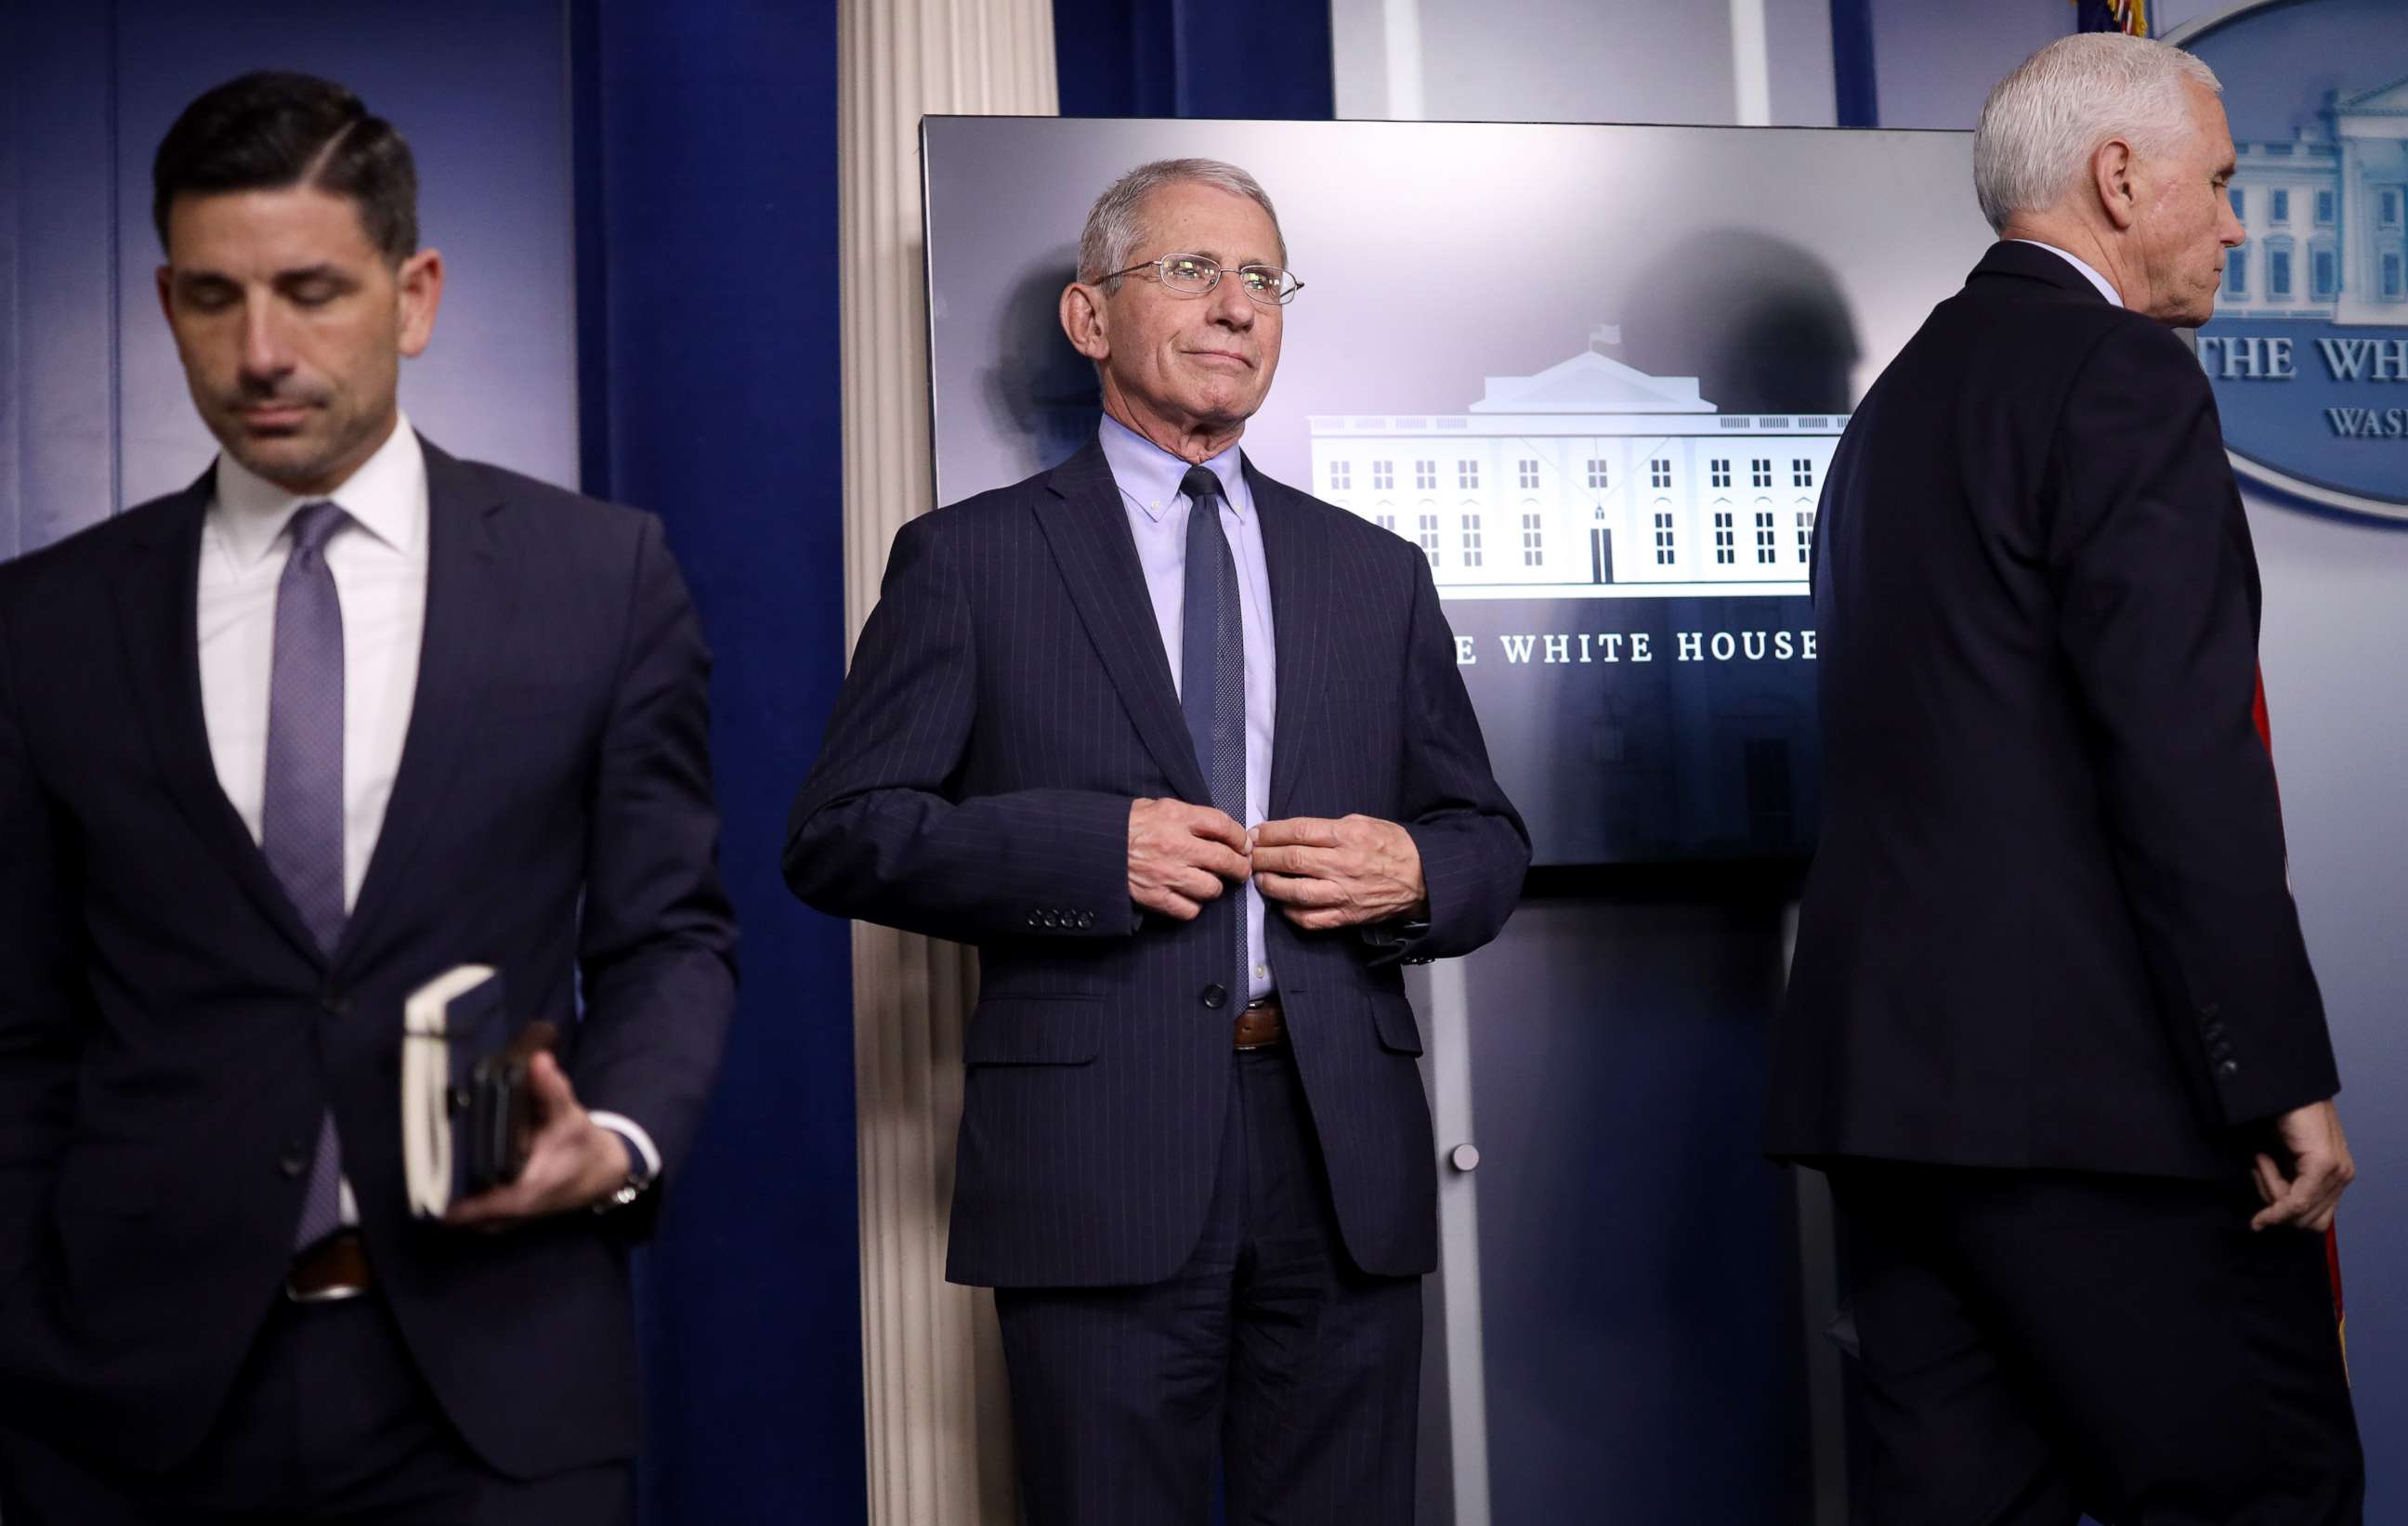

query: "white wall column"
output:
837 4 1057 1520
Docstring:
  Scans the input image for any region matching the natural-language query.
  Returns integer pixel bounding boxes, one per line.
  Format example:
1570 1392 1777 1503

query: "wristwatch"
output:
1357 916 1435 964
592 1124 655 1214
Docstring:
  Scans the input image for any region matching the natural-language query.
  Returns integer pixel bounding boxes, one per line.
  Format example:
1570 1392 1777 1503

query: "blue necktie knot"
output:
287 500 348 563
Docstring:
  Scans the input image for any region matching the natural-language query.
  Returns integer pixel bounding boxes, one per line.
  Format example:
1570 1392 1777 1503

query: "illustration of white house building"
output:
2219 75 2408 324
1307 326 1841 597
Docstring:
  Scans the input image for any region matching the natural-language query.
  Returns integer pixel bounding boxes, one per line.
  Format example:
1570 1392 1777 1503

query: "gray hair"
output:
1077 158 1287 288
1971 33 2221 234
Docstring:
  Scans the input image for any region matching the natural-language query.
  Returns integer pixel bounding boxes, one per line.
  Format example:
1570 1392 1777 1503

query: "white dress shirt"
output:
2012 240 2125 307
198 415 657 1215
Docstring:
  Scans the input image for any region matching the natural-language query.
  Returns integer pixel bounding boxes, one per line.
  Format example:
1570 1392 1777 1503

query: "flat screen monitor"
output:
923 116 1988 866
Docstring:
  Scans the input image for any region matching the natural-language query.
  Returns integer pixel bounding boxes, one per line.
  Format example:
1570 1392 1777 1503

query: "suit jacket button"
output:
279 1144 309 1178
1076 911 1094 929
1026 912 1041 929
321 989 348 1016
2217 1059 2241 1078
1200 984 1227 1010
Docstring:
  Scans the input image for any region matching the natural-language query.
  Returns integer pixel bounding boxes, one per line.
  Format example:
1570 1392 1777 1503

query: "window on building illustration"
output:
1654 511 1676 566
1415 460 1437 491
1372 460 1394 490
1709 458 1732 489
2226 250 2247 298
2314 248 2338 300
1713 511 1734 566
1329 460 1352 491
1754 510 1776 565
2381 189 2403 228
1651 458 1672 489
1586 459 1610 490
1459 460 1481 489
2385 253 2405 299
2271 189 2289 225
1796 508 1814 565
1750 458 1773 489
1418 513 1441 567
1375 512 1396 532
1518 459 1540 489
1792 458 1813 489
2270 248 2293 298
2228 188 2244 220
1461 515 1484 568
1522 513 1544 567
2316 189 2336 226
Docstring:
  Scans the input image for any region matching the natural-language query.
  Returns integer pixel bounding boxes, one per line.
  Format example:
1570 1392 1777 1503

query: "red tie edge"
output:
2254 665 2349 1365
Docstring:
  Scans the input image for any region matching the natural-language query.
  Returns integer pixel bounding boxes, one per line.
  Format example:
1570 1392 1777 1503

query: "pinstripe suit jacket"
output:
786 438 1527 1286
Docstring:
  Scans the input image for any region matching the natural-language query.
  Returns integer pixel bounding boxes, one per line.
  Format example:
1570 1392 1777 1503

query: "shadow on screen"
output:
1617 228 1861 417
1504 228 1861 867
983 250 1101 479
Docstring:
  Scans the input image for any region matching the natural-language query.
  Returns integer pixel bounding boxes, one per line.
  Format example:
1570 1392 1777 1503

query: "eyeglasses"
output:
1099 253 1304 307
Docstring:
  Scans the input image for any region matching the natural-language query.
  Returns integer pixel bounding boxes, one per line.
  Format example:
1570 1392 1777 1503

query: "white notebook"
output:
400 964 505 1218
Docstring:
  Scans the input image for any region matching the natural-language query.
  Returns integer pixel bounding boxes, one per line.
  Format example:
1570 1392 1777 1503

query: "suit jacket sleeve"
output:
1386 550 1531 962
570 514 739 1212
0 589 79 1299
2049 318 2338 1127
783 514 1136 943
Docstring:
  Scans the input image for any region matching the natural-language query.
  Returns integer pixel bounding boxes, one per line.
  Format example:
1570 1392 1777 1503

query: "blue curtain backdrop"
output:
569 3 863 1523
1830 0 1879 125
1053 0 1333 119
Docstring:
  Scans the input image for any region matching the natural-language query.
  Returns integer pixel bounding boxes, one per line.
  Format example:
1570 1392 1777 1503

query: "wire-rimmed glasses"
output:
1099 253 1304 307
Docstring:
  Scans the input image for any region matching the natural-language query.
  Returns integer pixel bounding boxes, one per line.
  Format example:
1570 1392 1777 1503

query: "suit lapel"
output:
1033 441 1211 804
1248 463 1331 821
337 439 516 962
111 471 327 964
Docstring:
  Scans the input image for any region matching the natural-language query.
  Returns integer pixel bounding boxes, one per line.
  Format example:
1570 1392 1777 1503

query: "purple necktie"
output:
1179 466 1247 999
265 501 349 1247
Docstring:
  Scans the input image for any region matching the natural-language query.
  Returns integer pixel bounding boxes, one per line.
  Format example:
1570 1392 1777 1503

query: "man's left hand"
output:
444 1051 632 1230
1251 815 1425 931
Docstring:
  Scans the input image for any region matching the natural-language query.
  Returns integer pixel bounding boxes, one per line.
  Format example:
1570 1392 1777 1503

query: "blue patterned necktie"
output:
1178 466 1248 998
265 500 350 1247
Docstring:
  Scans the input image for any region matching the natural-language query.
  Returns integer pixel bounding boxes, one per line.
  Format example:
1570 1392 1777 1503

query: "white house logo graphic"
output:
1308 326 1837 599
2215 76 2407 329
2174 0 2408 519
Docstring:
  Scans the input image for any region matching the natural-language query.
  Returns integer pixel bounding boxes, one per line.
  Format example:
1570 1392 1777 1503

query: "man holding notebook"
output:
0 72 735 1521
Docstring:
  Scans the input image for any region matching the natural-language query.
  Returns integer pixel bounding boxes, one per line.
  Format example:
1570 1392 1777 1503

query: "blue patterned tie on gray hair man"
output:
1178 464 1247 1001
262 500 349 1248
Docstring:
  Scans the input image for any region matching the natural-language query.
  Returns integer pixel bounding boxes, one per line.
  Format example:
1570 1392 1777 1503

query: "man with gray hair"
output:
787 160 1526 1522
1769 32 2362 1523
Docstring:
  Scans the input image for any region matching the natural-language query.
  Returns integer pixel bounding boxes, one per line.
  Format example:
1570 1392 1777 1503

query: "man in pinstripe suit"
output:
786 159 1527 1523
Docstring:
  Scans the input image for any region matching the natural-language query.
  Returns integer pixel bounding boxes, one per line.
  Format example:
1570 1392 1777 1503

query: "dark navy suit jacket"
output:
786 439 1527 1287
1769 242 2338 1179
0 438 737 1477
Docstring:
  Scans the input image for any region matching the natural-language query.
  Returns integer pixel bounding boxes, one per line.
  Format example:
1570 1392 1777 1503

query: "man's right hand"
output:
1128 798 1250 921
2250 1099 2355 1233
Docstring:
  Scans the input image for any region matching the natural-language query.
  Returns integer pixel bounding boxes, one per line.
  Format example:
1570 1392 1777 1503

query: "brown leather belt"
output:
1235 998 1286 1050
286 1229 372 1303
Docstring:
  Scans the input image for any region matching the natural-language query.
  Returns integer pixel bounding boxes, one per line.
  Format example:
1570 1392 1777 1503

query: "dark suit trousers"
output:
994 1045 1422 1526
1827 1162 2361 1526
0 1294 631 1525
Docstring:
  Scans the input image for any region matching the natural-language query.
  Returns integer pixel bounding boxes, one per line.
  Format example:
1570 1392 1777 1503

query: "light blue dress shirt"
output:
1098 414 1278 1003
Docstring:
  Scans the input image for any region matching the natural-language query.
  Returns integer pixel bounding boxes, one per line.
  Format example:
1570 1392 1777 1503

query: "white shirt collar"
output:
211 412 428 566
2011 240 2124 308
